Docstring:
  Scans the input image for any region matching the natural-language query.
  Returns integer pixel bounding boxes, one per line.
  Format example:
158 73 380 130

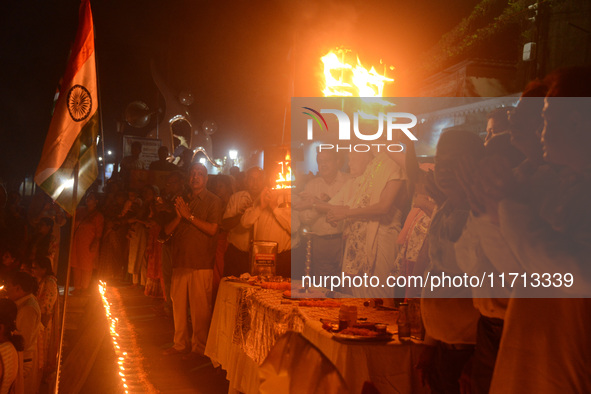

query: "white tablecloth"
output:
205 279 427 394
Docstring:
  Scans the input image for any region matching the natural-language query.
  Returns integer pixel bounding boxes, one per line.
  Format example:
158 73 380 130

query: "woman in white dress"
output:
326 151 407 298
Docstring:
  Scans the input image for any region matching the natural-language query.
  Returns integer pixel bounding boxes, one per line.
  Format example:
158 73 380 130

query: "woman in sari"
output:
70 192 104 295
395 164 436 299
98 187 128 281
127 186 154 287
143 185 163 297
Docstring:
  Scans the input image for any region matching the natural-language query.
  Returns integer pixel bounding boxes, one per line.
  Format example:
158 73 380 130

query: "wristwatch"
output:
189 215 195 222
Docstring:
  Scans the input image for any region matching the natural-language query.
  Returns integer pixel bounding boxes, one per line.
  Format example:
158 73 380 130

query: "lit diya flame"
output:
98 281 157 393
99 281 129 393
321 48 394 98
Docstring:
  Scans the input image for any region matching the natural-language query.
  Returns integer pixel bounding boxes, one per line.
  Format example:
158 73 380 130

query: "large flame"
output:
321 48 394 97
274 153 293 189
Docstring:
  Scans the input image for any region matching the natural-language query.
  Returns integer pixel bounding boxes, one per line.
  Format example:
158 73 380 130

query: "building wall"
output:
540 0 591 76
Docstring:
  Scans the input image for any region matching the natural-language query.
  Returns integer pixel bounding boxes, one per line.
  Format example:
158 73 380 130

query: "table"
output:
205 279 427 394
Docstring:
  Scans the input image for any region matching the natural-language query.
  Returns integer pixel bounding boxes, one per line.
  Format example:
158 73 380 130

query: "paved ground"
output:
80 283 230 394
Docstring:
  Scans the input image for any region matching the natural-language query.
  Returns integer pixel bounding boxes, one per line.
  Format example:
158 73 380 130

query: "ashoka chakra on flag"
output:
67 84 92 122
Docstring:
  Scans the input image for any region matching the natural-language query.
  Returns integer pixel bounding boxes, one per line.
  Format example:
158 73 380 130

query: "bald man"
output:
162 163 222 360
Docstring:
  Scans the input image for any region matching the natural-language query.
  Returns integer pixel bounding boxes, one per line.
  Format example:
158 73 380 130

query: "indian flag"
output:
35 0 98 215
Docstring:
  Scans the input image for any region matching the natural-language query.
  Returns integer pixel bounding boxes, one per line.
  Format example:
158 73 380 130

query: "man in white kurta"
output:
241 183 294 278
297 150 350 277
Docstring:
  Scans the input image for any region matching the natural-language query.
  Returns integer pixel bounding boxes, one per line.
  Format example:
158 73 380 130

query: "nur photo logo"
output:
302 106 418 153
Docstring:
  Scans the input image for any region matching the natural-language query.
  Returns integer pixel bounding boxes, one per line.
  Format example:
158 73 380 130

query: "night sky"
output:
0 0 478 184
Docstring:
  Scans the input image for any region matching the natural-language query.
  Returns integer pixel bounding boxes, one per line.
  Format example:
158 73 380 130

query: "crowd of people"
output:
0 65 588 393
293 66 591 393
0 138 298 389
0 186 62 393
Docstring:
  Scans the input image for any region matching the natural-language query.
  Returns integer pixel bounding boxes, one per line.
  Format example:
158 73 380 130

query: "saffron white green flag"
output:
35 0 98 215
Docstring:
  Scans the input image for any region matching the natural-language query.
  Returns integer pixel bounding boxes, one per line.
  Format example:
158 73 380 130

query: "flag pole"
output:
93 28 107 190
54 161 79 394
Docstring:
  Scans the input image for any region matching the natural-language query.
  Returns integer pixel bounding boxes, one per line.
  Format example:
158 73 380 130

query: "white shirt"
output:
490 167 591 392
421 202 480 345
490 198 591 392
241 192 294 253
223 191 254 252
15 293 41 362
299 171 350 236
455 213 511 319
